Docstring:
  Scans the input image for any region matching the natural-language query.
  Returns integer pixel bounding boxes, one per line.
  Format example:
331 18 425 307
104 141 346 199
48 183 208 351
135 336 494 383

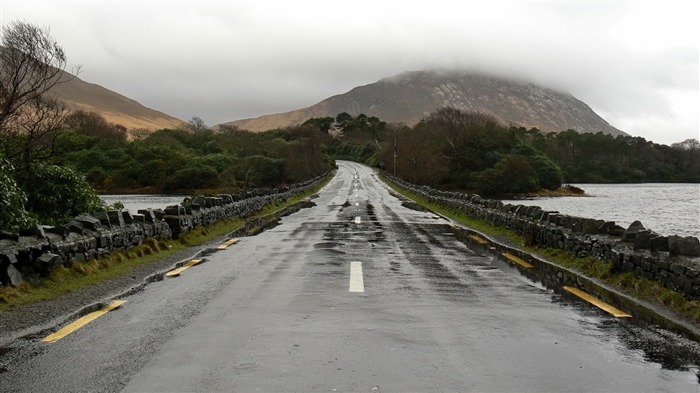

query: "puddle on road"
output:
314 242 341 249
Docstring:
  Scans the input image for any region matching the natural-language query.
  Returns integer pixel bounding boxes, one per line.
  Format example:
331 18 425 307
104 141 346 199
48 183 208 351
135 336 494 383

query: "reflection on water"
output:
501 183 699 238
100 194 190 213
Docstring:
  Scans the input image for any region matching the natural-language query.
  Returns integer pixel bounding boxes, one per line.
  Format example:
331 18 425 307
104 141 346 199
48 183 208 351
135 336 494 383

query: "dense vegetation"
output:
54 112 332 194
1 21 107 230
2 112 333 230
308 108 700 195
514 128 700 183
310 108 564 195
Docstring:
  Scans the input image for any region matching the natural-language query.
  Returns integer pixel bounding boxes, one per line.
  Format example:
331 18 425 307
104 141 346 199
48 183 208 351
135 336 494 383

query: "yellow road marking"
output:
42 300 126 343
502 252 534 269
563 286 632 318
165 259 203 277
217 238 239 250
469 235 489 245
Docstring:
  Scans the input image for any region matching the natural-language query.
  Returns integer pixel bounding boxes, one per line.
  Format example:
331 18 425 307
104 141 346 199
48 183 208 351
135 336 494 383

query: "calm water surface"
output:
100 194 190 213
501 184 699 238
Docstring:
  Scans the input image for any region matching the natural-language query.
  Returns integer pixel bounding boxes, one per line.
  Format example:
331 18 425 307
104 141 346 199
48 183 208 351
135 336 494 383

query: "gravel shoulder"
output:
0 196 317 347
0 235 228 347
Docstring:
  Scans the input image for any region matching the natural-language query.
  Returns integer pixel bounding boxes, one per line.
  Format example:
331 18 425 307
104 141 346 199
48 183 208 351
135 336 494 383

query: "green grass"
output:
0 172 335 311
381 175 700 325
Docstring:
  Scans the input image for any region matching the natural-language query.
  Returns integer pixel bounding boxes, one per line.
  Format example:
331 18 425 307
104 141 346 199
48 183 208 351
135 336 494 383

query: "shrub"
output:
19 163 106 225
0 157 35 231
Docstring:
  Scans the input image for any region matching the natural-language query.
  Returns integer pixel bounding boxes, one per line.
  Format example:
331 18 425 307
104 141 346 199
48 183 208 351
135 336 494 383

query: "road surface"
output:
1 161 698 392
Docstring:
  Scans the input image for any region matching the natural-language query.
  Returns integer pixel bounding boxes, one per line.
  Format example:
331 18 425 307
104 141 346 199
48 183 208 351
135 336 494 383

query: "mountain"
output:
223 70 625 136
51 73 186 131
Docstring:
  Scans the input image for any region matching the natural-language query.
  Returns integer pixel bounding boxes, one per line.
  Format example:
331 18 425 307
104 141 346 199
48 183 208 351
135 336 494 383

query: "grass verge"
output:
381 175 700 325
0 172 334 311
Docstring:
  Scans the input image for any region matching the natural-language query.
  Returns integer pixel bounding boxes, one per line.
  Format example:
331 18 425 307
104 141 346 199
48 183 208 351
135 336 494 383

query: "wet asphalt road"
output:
1 161 699 392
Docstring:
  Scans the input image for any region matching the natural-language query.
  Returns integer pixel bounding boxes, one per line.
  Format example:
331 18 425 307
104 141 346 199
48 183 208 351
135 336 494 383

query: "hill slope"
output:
51 73 186 131
224 70 625 136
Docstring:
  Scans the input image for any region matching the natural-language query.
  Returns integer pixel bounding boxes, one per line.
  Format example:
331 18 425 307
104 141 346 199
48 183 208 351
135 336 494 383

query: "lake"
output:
100 194 191 213
501 184 699 238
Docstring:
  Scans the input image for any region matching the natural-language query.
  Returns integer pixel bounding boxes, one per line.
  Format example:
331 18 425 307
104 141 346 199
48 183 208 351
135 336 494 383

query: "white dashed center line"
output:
349 261 364 292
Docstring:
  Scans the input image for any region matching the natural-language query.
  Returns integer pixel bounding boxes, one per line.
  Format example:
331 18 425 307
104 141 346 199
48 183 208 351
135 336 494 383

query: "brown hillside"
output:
224 70 625 136
51 73 186 131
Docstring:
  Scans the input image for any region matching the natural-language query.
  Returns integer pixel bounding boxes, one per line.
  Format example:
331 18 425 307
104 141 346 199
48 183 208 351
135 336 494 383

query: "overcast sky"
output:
1 1 698 145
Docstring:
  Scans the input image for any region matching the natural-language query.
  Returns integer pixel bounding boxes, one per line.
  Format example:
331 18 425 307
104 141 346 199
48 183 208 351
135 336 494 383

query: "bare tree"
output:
0 20 78 171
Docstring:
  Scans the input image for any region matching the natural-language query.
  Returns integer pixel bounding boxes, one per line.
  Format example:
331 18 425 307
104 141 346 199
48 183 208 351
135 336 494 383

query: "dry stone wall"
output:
385 174 700 300
0 172 329 288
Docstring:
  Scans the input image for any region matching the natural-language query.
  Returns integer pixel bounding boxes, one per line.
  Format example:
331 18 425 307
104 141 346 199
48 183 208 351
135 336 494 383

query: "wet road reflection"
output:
1 160 698 393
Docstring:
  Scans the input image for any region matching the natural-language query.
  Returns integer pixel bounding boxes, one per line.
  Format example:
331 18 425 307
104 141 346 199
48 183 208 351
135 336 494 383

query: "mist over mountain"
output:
224 70 626 136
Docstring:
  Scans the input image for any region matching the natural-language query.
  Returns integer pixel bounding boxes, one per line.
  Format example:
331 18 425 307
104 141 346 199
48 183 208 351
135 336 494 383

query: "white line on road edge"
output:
349 262 364 292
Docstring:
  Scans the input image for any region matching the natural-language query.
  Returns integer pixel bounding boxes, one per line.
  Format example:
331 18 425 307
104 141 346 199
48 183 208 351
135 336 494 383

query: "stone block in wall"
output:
217 194 233 205
0 231 19 241
164 205 185 216
132 214 145 224
19 224 47 239
122 211 134 224
1 253 18 266
75 214 102 231
70 252 88 264
112 232 125 248
44 225 70 239
96 230 113 249
64 232 84 252
597 221 617 235
668 236 700 257
164 215 182 228
138 209 157 223
622 221 645 243
649 236 669 252
607 224 625 237
582 219 605 235
670 263 687 276
185 204 201 214
107 211 125 228
633 230 653 250
196 197 208 207
546 213 559 225
93 211 112 227
36 252 63 277
6 263 23 286
152 209 165 220
67 220 84 234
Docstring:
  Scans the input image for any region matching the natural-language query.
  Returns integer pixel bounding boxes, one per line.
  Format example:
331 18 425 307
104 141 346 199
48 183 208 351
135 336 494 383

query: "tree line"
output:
513 128 700 183
306 109 699 194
